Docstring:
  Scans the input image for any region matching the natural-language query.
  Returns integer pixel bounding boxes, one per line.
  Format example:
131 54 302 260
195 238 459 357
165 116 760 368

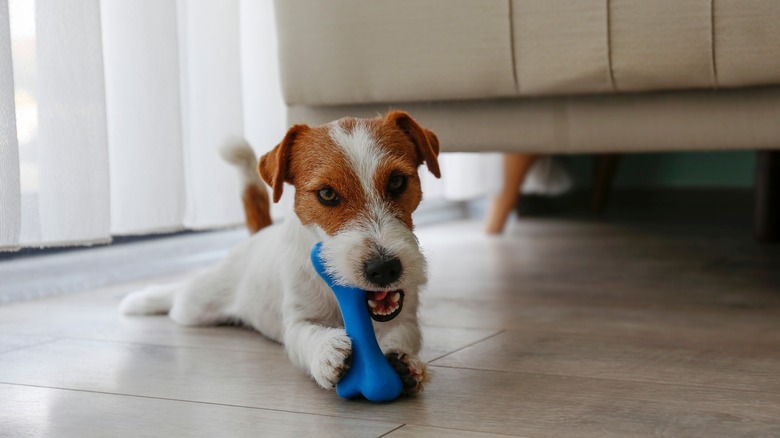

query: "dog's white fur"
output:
120 123 428 390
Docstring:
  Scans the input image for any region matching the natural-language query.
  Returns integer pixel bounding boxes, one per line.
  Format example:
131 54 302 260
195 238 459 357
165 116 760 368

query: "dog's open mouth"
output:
366 290 404 322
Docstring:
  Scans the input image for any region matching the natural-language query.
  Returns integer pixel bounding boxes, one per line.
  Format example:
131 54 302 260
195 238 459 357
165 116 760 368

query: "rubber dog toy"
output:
310 242 403 402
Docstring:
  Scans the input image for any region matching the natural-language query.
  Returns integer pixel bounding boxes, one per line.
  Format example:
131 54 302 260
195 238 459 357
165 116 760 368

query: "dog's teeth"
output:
392 292 401 303
367 300 377 309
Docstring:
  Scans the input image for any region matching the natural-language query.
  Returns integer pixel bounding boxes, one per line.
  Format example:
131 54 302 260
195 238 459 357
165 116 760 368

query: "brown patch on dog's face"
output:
289 128 367 236
259 123 368 235
368 124 424 229
258 112 440 235
367 111 440 229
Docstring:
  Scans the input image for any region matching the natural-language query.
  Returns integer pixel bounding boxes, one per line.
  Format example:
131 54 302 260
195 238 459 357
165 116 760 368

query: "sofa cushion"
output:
609 0 715 91
275 0 780 105
512 0 612 95
275 0 517 106
715 0 780 87
515 0 780 95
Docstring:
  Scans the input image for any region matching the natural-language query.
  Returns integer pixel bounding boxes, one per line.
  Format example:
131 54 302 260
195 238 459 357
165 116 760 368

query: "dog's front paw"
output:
386 352 427 396
310 329 353 389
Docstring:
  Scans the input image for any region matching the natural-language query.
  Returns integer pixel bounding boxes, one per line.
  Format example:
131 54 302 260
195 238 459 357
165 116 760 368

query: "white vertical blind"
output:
0 0 20 250
35 0 110 246
178 0 244 229
3 0 260 252
101 0 186 235
239 0 291 219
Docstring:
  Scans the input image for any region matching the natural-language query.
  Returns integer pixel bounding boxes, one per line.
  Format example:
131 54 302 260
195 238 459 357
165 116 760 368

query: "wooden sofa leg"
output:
756 150 780 243
485 153 537 235
591 154 621 214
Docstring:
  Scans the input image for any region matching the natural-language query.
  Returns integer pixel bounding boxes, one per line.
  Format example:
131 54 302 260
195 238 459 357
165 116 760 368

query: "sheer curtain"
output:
1 0 500 252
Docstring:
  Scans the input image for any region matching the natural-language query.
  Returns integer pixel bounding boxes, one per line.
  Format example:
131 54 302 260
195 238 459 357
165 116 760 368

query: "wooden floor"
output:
1 212 779 437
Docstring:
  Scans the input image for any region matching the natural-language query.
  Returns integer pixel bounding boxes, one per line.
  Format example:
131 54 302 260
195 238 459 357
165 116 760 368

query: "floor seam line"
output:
377 424 406 438
0 381 400 425
58 335 283 354
427 364 780 396
427 329 506 364
395 423 526 437
0 338 62 356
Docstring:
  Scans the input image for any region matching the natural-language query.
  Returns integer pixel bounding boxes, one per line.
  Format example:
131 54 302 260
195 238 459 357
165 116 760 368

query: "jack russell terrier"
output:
120 111 440 395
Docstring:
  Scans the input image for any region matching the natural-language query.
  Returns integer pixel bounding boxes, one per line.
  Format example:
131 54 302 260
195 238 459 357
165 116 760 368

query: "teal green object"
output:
310 242 403 402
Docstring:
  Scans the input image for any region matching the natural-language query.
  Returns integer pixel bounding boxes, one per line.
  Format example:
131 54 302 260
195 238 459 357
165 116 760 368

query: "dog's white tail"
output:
220 137 262 186
220 138 272 233
119 284 177 315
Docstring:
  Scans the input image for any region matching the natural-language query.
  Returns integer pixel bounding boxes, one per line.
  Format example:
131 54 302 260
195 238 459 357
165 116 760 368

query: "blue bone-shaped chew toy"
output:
310 242 403 402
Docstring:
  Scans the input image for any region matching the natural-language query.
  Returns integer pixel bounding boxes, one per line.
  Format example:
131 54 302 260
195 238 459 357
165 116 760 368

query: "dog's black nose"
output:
363 256 402 287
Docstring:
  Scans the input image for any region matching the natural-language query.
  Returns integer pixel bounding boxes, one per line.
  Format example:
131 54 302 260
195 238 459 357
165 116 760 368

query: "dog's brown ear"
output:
385 110 441 178
258 124 309 203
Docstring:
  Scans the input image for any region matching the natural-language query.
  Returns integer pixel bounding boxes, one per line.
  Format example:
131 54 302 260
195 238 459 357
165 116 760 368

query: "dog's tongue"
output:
368 291 389 301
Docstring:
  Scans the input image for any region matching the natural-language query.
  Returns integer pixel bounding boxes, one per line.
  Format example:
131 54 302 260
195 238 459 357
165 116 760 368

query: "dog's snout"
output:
364 256 402 288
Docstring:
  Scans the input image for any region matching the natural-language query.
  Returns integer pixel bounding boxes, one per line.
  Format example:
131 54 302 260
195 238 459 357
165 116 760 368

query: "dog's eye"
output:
387 175 407 197
316 187 340 206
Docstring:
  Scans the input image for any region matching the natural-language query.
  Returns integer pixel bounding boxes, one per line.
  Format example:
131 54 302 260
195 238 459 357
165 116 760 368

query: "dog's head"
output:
258 111 440 321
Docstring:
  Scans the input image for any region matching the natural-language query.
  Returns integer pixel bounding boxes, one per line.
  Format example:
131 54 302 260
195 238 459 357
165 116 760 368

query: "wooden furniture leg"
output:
485 153 537 234
756 150 780 243
591 154 622 214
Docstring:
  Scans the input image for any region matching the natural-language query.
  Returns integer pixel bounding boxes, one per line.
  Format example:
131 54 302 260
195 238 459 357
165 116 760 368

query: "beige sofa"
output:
273 0 780 240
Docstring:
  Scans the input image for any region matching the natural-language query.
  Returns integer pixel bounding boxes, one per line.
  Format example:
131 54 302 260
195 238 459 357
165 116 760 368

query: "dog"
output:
119 111 440 394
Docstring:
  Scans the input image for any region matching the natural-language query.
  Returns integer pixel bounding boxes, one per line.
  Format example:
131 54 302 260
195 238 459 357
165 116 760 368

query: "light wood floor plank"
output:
431 329 780 393
0 339 778 436
0 383 399 438
385 424 521 438
0 334 56 354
